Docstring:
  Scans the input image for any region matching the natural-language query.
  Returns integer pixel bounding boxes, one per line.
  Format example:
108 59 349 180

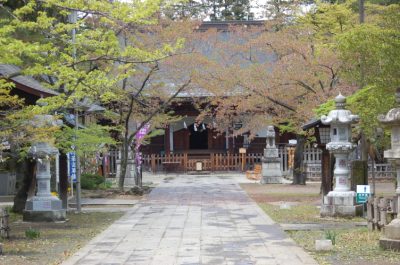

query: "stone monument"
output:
320 94 362 217
23 115 66 222
261 126 283 184
378 88 400 250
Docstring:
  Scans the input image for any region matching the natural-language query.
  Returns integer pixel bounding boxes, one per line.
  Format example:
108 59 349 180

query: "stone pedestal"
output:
23 142 66 222
378 88 400 251
261 126 283 184
379 165 400 250
320 191 363 217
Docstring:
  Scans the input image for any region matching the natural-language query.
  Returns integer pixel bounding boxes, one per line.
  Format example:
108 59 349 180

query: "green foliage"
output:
324 230 337 245
80 173 105 190
55 124 116 156
347 85 394 147
98 180 113 190
314 99 335 117
25 227 40 239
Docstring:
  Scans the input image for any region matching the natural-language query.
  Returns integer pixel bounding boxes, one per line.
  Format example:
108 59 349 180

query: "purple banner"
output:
135 123 151 166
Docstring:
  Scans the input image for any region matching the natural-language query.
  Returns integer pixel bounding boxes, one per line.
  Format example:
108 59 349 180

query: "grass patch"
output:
0 211 124 265
259 203 365 224
288 228 400 265
259 203 322 223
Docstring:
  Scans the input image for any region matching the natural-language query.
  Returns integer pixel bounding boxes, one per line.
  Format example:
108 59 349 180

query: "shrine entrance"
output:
189 123 208 150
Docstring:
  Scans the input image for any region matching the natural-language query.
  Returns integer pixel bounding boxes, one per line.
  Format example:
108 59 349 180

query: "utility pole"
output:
69 11 81 213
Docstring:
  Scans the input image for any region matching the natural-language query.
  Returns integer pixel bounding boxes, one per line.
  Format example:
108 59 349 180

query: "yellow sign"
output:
239 148 247 154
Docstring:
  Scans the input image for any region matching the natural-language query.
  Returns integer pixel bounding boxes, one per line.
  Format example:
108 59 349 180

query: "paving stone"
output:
62 174 317 265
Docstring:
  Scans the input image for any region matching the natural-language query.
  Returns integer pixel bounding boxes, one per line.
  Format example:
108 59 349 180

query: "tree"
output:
0 0 198 198
191 17 355 184
163 0 251 20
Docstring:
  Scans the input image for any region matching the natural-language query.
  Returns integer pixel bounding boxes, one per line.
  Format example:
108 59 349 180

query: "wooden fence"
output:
367 196 398 231
107 146 395 180
139 145 322 174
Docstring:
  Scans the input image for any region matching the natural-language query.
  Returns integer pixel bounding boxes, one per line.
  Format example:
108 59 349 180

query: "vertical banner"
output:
135 123 151 167
68 152 77 183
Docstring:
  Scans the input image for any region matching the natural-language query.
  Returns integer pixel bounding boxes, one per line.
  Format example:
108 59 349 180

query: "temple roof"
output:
0 64 59 98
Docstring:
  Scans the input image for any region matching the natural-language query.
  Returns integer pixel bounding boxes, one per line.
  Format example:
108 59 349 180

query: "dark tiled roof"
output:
0 64 59 96
302 118 322 130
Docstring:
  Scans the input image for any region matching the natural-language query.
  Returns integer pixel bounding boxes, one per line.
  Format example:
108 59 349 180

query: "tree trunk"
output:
12 159 35 213
118 139 129 191
292 135 306 185
59 153 68 209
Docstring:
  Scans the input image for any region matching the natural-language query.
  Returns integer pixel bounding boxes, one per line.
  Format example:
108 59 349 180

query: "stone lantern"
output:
23 115 66 222
261 126 283 184
378 88 400 250
320 94 362 217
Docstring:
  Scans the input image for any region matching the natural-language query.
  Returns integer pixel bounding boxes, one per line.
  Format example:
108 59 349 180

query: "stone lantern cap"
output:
321 93 359 125
28 142 59 159
378 88 400 160
378 88 400 125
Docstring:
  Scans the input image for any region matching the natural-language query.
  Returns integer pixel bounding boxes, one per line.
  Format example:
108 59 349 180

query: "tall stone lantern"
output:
320 94 362 217
378 88 400 250
23 115 66 222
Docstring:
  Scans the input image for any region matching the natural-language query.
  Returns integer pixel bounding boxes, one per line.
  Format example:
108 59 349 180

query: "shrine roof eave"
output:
301 118 322 131
0 64 59 97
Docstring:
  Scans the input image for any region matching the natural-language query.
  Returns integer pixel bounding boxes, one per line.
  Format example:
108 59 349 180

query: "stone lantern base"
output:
320 191 363 217
261 157 283 184
380 216 400 251
23 196 66 222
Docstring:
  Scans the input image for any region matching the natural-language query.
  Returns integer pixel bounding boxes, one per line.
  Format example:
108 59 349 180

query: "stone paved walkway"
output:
63 174 317 265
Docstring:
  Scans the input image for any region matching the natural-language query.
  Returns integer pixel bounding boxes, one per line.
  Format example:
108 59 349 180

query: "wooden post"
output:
374 197 380 230
183 153 188 172
367 197 374 230
151 154 156 173
211 153 215 172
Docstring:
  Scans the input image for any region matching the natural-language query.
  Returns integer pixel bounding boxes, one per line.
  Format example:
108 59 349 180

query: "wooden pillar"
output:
165 125 170 156
59 153 68 209
183 153 188 172
321 148 332 195
211 153 215 172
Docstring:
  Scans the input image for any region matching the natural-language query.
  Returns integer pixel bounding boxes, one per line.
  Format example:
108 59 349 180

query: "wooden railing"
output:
106 147 395 179
140 145 321 173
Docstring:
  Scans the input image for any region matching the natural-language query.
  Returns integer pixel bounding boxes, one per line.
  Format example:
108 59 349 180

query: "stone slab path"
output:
63 175 317 265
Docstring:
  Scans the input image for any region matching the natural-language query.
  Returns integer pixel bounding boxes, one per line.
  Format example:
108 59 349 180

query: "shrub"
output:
98 181 113 190
80 173 105 190
25 228 40 239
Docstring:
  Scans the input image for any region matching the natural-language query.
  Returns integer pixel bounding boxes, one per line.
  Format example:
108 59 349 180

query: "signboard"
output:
356 185 371 203
68 152 77 183
239 148 247 154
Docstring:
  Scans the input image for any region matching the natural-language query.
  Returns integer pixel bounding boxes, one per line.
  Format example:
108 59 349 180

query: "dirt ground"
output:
0 211 124 265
